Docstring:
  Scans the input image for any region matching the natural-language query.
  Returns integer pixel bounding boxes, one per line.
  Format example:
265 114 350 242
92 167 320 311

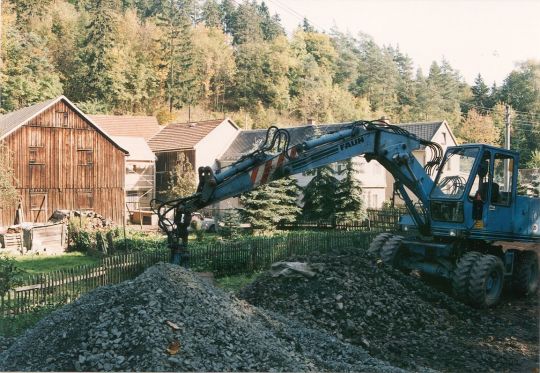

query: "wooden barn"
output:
0 96 128 226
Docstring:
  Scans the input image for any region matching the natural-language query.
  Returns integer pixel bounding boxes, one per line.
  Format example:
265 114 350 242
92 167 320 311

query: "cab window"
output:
492 153 514 206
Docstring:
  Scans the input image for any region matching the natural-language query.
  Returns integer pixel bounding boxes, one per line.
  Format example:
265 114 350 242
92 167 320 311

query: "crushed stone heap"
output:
0 263 403 372
239 247 538 372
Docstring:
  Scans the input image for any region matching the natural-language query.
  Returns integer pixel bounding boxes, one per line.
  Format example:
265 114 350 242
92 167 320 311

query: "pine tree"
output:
301 166 339 221
258 2 284 41
78 0 123 107
220 209 242 239
240 177 300 231
157 0 201 113
334 159 366 221
471 73 490 113
201 0 222 29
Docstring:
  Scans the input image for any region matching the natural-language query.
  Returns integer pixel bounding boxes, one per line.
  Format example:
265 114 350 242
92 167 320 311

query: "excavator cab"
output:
430 144 518 235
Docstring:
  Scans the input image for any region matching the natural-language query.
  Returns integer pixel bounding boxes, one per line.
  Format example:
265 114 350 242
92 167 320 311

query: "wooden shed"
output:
0 96 128 226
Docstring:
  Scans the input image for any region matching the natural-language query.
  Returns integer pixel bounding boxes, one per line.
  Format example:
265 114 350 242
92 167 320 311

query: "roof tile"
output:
148 119 230 152
89 115 162 141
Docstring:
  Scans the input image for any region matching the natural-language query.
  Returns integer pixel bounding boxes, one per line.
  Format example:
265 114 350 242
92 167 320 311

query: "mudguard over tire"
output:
512 250 539 296
380 235 405 268
468 254 505 308
452 251 482 301
368 233 394 257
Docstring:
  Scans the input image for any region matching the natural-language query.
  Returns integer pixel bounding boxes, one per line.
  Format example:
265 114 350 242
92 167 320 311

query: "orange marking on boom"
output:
250 166 259 184
260 159 274 184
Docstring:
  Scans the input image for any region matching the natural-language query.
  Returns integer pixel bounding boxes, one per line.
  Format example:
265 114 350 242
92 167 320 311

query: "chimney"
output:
307 118 316 125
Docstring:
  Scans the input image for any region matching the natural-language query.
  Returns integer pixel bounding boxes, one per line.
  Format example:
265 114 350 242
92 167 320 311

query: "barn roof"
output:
111 136 155 161
0 96 129 154
220 120 448 162
148 118 238 152
89 115 162 140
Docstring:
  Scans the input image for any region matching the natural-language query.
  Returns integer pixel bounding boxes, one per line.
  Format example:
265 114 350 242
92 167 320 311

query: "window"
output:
441 132 447 145
468 151 491 200
77 150 93 166
492 153 514 206
55 111 69 127
432 147 479 199
29 128 43 147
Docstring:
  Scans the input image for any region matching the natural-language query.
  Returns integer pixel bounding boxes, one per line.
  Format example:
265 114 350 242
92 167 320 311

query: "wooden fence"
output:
277 208 405 232
1 231 378 317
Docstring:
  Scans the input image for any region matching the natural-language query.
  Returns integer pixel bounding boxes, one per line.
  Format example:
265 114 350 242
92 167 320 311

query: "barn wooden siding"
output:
0 101 125 226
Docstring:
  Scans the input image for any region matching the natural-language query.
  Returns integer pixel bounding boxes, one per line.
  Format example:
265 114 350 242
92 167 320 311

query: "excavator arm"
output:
151 120 442 264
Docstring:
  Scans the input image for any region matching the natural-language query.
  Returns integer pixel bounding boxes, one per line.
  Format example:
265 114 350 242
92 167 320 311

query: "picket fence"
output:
1 231 378 317
277 208 405 231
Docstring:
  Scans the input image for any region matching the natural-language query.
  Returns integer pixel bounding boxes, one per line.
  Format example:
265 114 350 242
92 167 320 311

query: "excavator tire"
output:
512 250 539 296
468 254 504 308
367 233 394 257
452 251 482 301
380 235 405 269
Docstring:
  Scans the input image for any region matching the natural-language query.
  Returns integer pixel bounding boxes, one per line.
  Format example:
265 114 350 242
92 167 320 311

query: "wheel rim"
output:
528 261 539 287
486 269 502 297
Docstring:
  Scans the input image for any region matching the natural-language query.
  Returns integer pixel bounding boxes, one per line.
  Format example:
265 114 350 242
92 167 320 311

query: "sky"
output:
263 0 540 86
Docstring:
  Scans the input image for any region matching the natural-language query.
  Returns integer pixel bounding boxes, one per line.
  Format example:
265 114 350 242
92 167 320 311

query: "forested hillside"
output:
0 0 538 165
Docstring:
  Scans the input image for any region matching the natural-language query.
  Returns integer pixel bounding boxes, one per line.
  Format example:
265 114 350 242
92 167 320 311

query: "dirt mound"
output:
0 263 403 372
238 247 539 372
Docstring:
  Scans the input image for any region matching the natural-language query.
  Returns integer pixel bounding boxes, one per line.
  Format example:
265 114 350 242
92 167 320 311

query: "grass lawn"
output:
14 252 100 275
215 272 262 292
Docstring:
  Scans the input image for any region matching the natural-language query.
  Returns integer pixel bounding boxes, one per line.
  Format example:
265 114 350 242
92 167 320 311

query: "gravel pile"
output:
239 247 538 372
0 263 403 372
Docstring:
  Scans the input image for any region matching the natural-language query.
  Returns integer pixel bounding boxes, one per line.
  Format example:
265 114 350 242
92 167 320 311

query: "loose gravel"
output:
0 263 404 372
239 247 539 372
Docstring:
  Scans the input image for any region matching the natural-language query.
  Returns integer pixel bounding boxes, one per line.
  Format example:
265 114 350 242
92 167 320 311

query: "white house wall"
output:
385 122 458 203
194 121 239 171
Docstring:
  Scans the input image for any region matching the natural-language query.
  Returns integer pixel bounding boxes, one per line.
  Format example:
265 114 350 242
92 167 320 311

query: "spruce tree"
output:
334 159 366 221
79 0 121 105
240 177 300 231
301 165 339 221
157 0 200 113
471 73 490 113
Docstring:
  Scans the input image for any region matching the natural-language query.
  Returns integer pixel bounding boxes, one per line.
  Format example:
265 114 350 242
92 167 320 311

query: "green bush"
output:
0 255 22 297
111 230 167 252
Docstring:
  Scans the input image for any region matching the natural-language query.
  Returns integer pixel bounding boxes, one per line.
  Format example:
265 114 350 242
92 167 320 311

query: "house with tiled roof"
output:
387 121 457 202
0 97 128 226
219 120 457 210
88 114 164 214
148 118 239 195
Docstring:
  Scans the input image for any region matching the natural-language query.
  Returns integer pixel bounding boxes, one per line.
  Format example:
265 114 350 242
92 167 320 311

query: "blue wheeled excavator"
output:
152 120 540 308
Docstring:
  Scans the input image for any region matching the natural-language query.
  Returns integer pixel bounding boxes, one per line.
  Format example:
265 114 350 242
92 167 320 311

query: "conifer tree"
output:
334 159 366 221
301 166 339 221
157 0 200 113
240 177 300 231
79 0 121 105
471 73 490 113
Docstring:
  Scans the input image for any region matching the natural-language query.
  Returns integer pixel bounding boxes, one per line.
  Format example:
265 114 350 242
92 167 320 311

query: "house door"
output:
484 152 516 234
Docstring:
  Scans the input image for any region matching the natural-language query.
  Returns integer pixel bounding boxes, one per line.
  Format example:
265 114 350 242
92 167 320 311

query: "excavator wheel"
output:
452 251 482 301
468 254 505 308
512 250 539 296
367 233 394 257
380 235 406 269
